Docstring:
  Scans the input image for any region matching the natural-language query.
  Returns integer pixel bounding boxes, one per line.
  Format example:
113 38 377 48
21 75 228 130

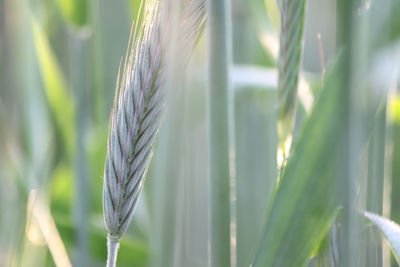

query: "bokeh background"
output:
1 0 400 266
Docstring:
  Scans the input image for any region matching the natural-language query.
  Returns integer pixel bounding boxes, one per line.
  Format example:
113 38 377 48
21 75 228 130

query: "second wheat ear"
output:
102 0 206 266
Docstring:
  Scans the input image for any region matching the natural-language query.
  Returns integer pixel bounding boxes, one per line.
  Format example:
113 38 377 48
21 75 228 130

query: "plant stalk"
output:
70 31 89 267
337 0 366 266
390 88 400 267
207 0 233 266
107 234 120 267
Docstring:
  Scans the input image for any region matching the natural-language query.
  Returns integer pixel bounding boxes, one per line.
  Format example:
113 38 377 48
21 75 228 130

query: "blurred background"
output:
1 0 400 266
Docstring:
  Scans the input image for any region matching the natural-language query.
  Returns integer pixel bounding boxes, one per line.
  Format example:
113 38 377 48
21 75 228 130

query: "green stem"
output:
391 88 400 267
337 0 366 266
106 234 120 267
365 104 386 267
207 0 233 266
70 32 89 267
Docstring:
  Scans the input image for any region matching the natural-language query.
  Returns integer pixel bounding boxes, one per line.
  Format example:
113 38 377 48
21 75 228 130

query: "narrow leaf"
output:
364 211 400 264
31 18 75 157
253 61 345 266
56 0 88 27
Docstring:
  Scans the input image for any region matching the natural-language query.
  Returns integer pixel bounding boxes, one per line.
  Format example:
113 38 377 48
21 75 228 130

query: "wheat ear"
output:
103 3 163 266
276 0 306 163
102 0 206 266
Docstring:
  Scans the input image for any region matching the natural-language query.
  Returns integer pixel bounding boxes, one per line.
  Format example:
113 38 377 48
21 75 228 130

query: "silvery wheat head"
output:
103 0 162 237
102 0 206 266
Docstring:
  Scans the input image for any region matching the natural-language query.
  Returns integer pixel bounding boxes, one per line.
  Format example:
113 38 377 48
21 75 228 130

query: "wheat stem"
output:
106 234 120 267
70 32 89 267
208 0 233 265
337 0 365 266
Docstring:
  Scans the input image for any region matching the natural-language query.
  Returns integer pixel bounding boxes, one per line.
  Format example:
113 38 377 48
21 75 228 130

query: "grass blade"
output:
253 61 346 266
365 212 400 264
31 17 75 158
56 0 88 27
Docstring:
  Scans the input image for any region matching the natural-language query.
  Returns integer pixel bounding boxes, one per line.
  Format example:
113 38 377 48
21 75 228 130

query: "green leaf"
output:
364 211 400 264
253 62 345 266
31 17 75 158
263 0 279 28
56 0 88 27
